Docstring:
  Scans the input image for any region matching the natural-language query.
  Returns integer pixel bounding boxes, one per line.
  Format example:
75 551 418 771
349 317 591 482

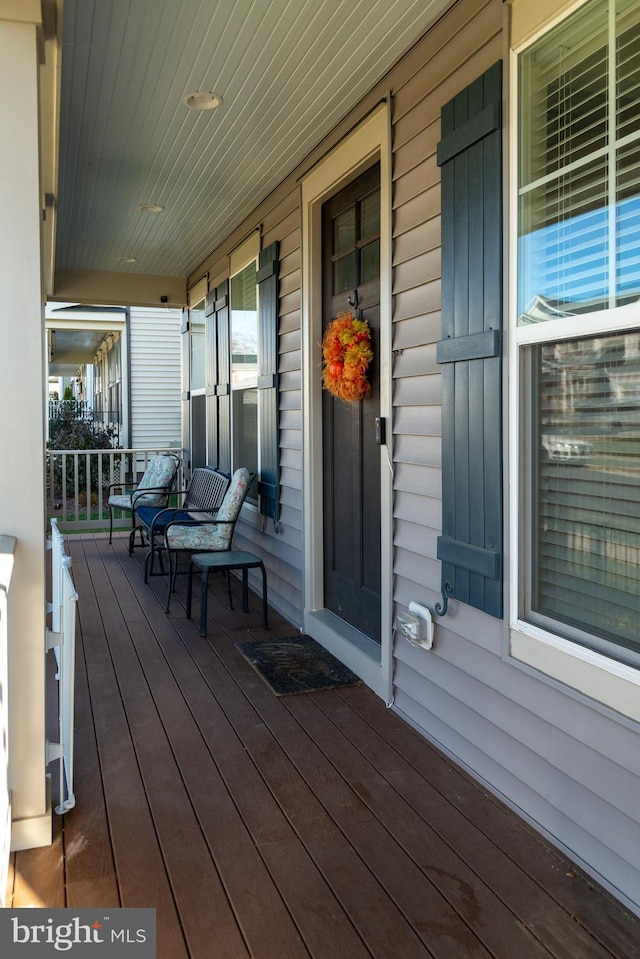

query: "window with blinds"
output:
517 0 640 322
517 0 640 667
531 330 640 663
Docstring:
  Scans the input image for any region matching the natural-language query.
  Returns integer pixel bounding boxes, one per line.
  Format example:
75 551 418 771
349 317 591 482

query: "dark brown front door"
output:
322 163 381 644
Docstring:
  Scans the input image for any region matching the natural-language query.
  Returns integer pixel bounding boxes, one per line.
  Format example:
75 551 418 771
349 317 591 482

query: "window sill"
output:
509 623 640 725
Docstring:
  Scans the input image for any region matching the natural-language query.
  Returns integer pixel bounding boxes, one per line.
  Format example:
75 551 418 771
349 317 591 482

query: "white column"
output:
0 4 51 848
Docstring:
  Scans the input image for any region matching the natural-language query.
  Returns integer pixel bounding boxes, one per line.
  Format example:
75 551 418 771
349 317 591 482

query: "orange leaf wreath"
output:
321 312 373 402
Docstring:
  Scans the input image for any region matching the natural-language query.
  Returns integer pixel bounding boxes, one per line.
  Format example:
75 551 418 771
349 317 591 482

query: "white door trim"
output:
300 103 393 703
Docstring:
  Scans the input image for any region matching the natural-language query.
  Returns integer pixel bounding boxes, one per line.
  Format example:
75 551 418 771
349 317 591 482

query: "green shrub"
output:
48 414 119 496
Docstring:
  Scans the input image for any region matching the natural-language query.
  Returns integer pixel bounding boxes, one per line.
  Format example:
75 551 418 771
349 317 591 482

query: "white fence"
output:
0 535 16 904
46 519 78 814
46 447 184 533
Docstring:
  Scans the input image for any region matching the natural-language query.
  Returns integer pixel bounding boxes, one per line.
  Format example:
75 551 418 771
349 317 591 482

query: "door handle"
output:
375 416 386 446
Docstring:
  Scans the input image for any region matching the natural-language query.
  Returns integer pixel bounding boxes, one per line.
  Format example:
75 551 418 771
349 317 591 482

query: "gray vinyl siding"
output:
389 0 640 914
188 0 640 915
129 307 182 449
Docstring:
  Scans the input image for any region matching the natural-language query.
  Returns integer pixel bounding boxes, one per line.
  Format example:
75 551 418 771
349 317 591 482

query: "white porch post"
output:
0 2 51 847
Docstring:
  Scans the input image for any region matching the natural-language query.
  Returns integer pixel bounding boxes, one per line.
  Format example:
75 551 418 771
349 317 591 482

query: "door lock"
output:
375 416 386 446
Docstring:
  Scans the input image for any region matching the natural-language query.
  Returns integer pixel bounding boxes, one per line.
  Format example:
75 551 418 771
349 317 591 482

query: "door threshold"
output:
304 608 386 699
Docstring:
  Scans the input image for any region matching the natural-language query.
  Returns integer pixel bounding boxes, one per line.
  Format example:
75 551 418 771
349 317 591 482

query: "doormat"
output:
235 634 362 696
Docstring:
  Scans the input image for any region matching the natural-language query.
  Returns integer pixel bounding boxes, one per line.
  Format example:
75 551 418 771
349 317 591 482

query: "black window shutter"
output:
436 61 503 618
256 241 280 525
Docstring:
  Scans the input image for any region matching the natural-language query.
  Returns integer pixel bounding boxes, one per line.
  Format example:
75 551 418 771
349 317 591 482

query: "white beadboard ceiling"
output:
55 0 447 286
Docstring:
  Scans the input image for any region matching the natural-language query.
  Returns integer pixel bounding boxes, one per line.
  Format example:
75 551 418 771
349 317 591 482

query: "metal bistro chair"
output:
133 467 231 578
161 467 252 614
107 453 180 545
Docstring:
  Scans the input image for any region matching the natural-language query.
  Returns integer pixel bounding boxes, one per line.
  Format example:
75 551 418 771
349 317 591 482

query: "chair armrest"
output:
107 479 138 494
167 507 220 519
163 514 229 530
131 485 174 506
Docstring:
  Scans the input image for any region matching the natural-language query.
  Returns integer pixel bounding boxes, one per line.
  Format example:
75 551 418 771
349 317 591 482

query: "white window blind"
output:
531 331 640 662
518 0 640 322
518 0 640 667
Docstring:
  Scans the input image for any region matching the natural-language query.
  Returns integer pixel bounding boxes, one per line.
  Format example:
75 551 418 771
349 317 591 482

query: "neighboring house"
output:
128 307 182 451
46 304 127 442
1 0 639 922
46 304 182 449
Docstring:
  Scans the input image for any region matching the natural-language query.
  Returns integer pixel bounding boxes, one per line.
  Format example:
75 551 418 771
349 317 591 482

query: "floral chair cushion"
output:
108 455 178 510
164 468 250 551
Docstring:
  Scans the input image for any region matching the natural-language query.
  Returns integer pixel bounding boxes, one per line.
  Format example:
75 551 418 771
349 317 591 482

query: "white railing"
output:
46 519 78 814
0 535 16 905
46 447 184 533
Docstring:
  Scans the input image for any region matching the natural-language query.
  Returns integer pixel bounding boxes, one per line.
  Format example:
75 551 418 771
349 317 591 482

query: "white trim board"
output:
300 103 394 705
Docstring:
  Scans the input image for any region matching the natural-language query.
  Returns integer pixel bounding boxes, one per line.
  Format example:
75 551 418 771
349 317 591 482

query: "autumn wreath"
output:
321 312 373 402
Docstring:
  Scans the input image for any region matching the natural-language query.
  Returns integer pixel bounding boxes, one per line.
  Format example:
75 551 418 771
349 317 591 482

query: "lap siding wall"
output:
188 0 640 916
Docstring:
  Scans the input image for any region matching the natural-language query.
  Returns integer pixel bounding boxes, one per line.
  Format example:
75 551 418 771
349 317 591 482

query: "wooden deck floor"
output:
7 532 640 959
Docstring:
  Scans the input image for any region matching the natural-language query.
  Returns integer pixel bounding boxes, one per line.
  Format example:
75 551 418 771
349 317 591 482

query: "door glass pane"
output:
359 188 380 240
333 208 355 254
531 330 640 658
332 252 357 294
190 301 206 391
359 239 380 285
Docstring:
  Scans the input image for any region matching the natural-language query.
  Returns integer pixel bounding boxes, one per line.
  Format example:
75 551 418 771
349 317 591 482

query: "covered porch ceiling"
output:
45 304 126 376
46 0 449 308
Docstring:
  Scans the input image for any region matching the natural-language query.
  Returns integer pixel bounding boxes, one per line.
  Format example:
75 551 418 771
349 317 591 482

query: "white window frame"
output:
229 231 261 510
508 0 640 723
188 297 206 395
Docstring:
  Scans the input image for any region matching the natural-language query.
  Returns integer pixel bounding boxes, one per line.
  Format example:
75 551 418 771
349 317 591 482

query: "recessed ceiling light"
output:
120 256 137 263
137 204 164 214
183 91 223 111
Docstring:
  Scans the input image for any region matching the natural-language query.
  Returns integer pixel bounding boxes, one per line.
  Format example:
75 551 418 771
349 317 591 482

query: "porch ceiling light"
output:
137 204 164 214
183 91 223 111
120 256 137 263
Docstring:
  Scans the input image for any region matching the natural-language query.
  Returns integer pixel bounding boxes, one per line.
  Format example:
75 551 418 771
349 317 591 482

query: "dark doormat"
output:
235 634 362 696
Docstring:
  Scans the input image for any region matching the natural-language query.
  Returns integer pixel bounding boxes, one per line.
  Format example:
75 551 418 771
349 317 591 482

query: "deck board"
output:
71 541 190 957
296 691 608 959
338 685 640 958
6 531 640 959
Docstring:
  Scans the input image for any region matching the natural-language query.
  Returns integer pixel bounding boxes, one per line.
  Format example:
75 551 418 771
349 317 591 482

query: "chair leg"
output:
144 548 153 582
241 569 249 613
165 552 173 614
260 562 268 629
145 535 161 579
199 568 209 637
186 561 194 619
109 507 113 545
225 570 234 610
